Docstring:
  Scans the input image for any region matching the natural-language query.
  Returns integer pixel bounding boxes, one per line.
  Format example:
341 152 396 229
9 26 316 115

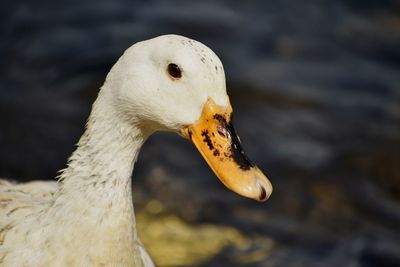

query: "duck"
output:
0 34 272 266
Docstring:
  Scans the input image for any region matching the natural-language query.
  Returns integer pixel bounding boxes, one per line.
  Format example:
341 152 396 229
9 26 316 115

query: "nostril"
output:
259 186 267 201
217 125 226 138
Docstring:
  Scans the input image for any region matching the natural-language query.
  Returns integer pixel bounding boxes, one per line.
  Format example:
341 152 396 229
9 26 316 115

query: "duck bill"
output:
181 97 272 202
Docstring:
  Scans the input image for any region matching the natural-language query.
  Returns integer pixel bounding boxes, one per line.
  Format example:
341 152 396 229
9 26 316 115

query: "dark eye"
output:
167 63 182 79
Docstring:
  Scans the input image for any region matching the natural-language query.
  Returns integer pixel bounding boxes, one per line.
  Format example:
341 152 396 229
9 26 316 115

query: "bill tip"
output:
256 178 272 202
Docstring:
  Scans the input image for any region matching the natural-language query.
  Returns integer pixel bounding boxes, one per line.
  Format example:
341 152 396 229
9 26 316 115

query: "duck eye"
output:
167 63 182 79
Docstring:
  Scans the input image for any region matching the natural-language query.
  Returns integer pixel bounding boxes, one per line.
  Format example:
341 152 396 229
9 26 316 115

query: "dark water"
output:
1 0 400 266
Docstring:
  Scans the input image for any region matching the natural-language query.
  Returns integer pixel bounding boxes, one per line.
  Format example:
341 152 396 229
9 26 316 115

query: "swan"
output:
0 34 272 266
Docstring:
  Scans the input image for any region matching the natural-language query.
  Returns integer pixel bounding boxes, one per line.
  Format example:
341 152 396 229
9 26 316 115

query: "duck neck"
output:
55 88 149 240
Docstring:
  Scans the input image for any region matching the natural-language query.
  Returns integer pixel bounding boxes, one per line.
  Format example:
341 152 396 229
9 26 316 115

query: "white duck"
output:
0 35 272 266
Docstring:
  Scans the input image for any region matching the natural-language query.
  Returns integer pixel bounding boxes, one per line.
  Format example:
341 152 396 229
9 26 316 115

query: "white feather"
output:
0 35 228 266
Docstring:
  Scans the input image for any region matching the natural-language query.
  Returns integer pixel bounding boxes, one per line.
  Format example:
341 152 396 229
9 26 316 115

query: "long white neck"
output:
58 89 147 198
47 86 151 265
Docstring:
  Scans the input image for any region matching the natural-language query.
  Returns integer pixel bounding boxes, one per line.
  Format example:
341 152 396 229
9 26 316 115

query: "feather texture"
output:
0 34 229 266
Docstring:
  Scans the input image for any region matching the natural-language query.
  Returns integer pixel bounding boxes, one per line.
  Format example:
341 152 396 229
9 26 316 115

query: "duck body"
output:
0 35 272 266
0 181 146 266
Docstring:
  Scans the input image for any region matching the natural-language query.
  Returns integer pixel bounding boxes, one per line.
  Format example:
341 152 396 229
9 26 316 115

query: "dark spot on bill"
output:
214 113 255 170
201 130 214 150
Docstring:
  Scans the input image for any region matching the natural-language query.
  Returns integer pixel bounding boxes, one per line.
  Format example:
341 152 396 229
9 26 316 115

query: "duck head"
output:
103 34 272 202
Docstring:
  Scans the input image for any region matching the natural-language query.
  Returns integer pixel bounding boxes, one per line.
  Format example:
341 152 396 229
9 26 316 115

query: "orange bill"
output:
181 97 272 201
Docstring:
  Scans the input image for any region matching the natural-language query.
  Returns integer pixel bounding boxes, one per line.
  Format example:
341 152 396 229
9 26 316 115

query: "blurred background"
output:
1 0 400 266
